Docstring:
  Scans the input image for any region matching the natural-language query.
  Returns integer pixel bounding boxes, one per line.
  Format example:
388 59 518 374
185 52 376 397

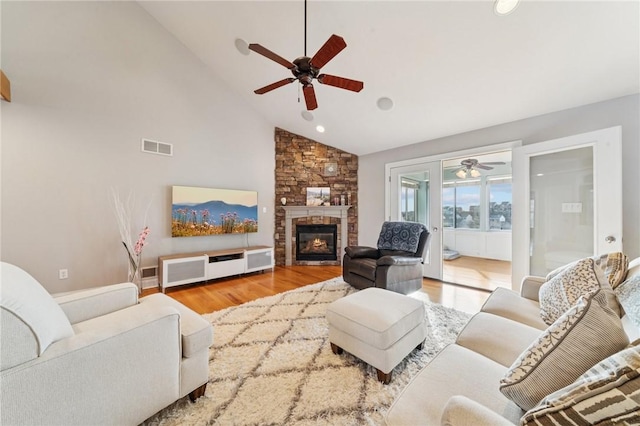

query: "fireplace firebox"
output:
296 224 338 261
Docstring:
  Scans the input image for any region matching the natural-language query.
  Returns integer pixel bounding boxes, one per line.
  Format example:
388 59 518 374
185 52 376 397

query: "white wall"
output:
0 2 275 292
359 95 640 259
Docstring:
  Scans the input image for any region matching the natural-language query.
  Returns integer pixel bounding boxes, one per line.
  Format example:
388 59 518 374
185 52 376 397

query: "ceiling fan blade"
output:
254 78 296 94
310 34 347 70
475 164 493 170
480 162 506 165
248 44 296 69
303 84 318 110
318 74 364 92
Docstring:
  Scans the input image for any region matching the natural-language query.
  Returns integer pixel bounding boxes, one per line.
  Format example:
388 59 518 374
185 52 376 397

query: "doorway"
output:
440 151 512 291
386 141 519 290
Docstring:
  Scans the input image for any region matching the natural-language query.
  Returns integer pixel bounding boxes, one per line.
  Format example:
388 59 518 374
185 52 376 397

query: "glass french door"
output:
512 126 623 289
389 161 442 280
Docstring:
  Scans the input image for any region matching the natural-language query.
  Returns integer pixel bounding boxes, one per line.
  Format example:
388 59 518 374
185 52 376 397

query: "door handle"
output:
432 227 438 233
605 235 616 243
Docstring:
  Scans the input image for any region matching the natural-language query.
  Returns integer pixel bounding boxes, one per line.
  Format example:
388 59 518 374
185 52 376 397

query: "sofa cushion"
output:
521 344 640 425
481 287 547 330
139 293 213 358
0 262 74 356
615 275 640 328
499 289 629 411
455 312 543 368
546 251 629 289
376 221 426 253
385 344 523 426
538 257 620 325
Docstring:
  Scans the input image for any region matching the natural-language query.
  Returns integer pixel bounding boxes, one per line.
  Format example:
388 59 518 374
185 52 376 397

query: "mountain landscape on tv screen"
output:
171 200 258 237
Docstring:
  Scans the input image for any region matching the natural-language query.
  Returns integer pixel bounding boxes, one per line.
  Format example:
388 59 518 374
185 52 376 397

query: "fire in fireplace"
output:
296 224 338 261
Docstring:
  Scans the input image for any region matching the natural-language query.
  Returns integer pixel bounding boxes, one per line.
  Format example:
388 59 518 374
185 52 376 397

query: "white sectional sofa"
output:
386 255 640 425
0 262 213 425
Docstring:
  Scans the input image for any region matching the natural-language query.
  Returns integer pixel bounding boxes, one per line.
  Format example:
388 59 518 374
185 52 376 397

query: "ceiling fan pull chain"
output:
304 0 307 56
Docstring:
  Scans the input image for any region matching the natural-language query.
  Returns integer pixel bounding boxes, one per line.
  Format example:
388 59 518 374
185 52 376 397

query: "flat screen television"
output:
172 185 258 237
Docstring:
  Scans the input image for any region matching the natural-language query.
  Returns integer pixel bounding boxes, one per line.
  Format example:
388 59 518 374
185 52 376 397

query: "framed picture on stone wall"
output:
306 187 331 206
323 162 338 177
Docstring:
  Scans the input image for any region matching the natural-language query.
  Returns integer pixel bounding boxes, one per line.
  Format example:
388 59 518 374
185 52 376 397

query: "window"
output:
442 176 511 231
455 180 481 229
488 177 512 230
442 183 455 227
401 178 419 221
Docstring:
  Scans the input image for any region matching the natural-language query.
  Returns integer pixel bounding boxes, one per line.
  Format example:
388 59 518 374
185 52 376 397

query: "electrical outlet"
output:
59 269 68 279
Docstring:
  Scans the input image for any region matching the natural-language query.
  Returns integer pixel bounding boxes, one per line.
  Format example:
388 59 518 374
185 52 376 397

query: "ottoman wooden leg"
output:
377 369 392 384
330 342 344 355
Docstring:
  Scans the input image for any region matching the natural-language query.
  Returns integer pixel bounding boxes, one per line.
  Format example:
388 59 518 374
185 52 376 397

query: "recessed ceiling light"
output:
377 97 394 111
234 38 250 55
316 125 325 133
301 111 314 121
494 0 519 15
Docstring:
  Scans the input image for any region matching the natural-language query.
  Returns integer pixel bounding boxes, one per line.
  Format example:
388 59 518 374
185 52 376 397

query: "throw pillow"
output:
546 252 629 289
0 262 74 355
376 221 426 253
615 275 640 328
538 257 620 325
500 289 629 411
521 344 640 425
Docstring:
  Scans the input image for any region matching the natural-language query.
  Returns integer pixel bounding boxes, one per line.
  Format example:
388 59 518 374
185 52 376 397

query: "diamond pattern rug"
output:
142 277 471 425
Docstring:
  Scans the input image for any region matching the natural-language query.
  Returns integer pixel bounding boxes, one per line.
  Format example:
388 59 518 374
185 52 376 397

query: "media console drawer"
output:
207 257 244 280
159 246 274 292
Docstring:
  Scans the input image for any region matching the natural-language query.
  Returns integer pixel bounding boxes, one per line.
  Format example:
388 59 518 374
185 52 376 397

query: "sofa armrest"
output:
345 246 379 259
377 255 422 266
520 276 546 301
440 396 514 426
1 303 181 425
53 283 139 325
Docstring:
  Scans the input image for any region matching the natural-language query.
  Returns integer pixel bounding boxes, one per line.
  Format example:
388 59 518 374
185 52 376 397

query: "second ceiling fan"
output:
248 1 364 111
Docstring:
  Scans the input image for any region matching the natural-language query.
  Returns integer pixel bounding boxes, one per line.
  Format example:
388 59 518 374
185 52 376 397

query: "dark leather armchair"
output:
342 221 431 294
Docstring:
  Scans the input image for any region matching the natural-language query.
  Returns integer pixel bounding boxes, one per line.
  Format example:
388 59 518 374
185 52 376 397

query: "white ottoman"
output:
326 287 427 384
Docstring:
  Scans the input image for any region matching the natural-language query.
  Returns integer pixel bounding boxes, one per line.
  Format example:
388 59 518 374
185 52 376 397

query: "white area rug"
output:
143 278 471 425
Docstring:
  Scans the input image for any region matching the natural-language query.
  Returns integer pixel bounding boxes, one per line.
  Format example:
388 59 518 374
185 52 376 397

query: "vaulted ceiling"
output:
139 1 639 156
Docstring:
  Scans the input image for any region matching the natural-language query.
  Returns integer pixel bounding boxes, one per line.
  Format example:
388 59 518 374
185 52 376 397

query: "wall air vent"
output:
141 138 173 156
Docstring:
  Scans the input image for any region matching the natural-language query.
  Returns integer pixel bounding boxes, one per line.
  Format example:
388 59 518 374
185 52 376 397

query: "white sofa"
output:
0 262 213 425
386 256 640 425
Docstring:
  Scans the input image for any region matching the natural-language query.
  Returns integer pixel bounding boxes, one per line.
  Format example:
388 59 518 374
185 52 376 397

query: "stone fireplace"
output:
282 205 350 265
296 224 338 261
274 128 358 266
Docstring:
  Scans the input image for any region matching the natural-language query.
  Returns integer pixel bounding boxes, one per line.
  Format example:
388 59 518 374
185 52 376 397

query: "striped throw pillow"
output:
521 344 640 425
500 289 629 411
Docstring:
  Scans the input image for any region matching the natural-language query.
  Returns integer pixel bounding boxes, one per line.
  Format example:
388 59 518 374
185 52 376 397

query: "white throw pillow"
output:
0 262 74 355
538 257 620 325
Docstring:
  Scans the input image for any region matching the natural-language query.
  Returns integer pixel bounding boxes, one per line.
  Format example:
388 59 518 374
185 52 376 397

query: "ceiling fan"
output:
455 158 506 179
247 0 364 111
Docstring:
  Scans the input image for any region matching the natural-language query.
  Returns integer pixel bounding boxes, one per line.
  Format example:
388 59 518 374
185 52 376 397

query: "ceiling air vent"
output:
141 138 173 156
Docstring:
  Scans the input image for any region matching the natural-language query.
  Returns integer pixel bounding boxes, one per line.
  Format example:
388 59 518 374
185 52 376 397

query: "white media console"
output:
158 245 274 292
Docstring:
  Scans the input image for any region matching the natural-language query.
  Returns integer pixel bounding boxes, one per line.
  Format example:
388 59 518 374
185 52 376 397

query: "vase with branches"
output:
111 189 151 293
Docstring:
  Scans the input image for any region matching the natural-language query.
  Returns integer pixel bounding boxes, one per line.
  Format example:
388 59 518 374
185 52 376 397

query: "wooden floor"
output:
443 256 512 292
142 265 491 315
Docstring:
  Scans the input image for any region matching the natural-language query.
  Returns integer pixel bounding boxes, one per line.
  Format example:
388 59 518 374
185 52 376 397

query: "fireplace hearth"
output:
296 224 338 261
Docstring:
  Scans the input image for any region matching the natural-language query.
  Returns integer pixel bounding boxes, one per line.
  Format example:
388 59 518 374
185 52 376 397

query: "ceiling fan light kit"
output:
455 158 506 179
247 0 363 110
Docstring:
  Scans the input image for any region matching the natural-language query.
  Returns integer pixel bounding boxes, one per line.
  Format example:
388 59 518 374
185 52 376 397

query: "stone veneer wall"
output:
274 128 358 265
